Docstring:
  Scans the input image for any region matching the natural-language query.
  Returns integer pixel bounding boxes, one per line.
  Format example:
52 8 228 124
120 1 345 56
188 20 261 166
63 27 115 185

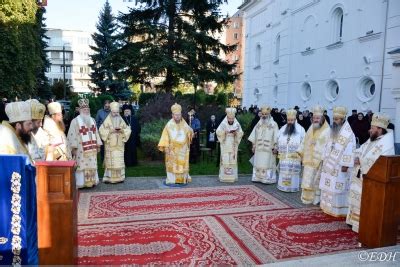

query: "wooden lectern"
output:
359 156 400 248
35 161 77 265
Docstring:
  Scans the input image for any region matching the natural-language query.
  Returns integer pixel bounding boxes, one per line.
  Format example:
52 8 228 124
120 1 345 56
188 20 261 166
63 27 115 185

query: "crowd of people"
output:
156 102 395 234
0 98 140 188
0 97 396 234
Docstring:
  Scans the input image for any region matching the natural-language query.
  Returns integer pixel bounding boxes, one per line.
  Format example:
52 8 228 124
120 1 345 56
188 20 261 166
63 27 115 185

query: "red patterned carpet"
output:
78 185 289 224
77 186 360 265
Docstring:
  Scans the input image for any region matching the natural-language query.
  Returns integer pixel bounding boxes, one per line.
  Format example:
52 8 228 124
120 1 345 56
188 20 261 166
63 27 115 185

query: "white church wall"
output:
241 0 396 121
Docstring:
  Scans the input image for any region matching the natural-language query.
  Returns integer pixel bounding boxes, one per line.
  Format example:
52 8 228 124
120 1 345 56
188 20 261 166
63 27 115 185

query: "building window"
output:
301 82 312 100
326 80 339 101
233 22 239 29
275 35 280 62
358 77 376 101
332 7 344 43
233 33 239 39
51 51 60 59
255 44 261 68
234 55 239 61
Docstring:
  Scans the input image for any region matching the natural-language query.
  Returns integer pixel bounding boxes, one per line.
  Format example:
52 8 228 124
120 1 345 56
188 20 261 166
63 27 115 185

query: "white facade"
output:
45 29 95 93
240 0 400 126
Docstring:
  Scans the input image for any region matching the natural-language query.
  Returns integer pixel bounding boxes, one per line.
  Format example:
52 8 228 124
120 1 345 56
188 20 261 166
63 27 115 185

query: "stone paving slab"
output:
265 245 400 267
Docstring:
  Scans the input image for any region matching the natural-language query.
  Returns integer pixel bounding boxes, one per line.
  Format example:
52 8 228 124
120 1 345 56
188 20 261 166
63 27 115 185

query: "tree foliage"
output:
51 80 74 100
115 0 237 93
89 0 127 95
0 0 44 99
35 6 52 100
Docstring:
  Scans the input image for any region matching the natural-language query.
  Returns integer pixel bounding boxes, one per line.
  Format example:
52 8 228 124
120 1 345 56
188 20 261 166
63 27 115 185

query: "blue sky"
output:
45 0 243 33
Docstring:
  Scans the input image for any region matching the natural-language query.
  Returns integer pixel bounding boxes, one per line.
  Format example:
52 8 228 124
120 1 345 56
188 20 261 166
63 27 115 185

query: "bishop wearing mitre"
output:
158 103 193 185
99 102 131 183
216 108 243 182
67 99 102 188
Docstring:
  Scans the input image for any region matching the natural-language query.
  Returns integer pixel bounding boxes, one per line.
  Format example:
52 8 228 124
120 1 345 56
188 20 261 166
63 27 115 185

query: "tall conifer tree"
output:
90 0 127 95
35 5 52 100
115 0 237 92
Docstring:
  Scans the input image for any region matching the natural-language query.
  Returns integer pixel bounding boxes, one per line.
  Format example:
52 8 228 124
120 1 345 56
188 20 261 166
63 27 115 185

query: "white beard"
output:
81 114 92 128
112 115 121 128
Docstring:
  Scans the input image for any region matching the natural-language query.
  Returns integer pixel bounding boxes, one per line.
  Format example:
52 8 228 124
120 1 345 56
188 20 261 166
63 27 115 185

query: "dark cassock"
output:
188 110 201 163
122 104 141 167
206 115 218 150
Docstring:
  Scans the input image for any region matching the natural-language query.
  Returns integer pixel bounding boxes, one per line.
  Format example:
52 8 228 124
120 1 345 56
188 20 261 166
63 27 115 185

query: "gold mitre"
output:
260 106 271 115
26 99 45 120
171 103 182 114
5 101 31 123
371 113 390 129
312 105 324 116
110 101 120 112
47 102 62 115
226 107 237 119
286 109 297 119
78 98 90 109
333 106 347 118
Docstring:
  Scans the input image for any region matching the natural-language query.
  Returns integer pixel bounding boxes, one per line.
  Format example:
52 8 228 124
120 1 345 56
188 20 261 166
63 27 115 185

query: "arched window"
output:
301 82 312 101
332 7 344 43
275 35 280 61
358 77 376 101
326 80 339 101
255 44 261 68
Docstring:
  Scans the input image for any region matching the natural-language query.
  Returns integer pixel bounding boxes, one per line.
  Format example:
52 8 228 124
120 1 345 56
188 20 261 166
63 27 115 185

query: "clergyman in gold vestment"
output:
158 103 193 185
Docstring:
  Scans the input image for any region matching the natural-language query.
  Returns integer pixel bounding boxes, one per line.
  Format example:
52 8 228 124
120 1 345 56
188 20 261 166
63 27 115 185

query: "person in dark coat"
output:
323 110 331 125
348 109 358 126
206 115 218 150
351 113 370 146
297 113 311 131
122 104 141 166
0 101 8 123
188 109 201 163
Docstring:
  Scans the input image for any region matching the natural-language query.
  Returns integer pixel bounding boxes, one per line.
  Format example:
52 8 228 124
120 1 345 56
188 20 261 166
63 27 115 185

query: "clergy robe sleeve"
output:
216 124 226 142
236 124 244 145
340 135 356 167
67 119 79 150
121 120 131 142
99 122 110 143
158 126 170 152
273 123 279 147
248 125 256 144
297 128 306 158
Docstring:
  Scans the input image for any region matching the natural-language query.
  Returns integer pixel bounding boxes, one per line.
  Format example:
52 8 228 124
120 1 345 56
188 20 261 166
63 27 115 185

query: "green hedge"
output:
140 119 169 160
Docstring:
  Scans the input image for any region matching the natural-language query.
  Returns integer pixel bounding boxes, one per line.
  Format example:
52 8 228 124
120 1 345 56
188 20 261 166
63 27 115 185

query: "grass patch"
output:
97 146 253 177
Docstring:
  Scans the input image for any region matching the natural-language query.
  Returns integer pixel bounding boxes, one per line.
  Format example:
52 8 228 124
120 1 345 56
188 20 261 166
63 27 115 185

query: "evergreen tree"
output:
115 0 237 93
0 0 42 99
35 6 52 100
90 0 127 95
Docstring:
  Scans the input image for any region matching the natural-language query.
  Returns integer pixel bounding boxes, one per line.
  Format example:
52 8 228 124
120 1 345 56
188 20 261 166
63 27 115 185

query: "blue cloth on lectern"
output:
0 155 38 265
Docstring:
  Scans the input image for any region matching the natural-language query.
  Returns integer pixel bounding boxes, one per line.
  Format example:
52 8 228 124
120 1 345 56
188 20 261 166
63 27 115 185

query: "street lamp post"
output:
63 45 66 99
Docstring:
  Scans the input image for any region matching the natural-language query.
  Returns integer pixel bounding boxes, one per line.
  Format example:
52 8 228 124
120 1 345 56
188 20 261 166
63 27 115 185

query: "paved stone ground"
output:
266 245 400 267
81 174 308 209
